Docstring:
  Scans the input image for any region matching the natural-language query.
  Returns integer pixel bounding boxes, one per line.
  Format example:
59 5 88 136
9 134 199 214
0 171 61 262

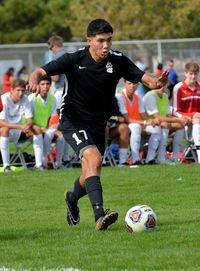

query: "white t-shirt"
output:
28 93 57 117
143 91 170 116
54 90 63 110
115 89 145 115
0 92 32 124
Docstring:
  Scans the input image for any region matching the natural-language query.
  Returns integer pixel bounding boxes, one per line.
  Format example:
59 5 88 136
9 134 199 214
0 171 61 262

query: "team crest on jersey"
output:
106 62 113 73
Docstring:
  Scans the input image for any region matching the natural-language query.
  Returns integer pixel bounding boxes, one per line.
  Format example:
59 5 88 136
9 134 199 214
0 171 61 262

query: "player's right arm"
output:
141 71 169 89
0 119 25 130
27 68 47 94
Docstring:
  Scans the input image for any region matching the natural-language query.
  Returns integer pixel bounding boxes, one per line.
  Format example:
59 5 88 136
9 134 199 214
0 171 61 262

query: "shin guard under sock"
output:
70 178 87 204
85 176 104 222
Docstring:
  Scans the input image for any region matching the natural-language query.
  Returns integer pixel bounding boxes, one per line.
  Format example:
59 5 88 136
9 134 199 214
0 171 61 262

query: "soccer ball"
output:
125 204 157 233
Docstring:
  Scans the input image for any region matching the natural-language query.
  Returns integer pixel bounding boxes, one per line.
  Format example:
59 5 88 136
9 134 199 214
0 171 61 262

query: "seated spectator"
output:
172 61 200 163
106 97 130 166
0 79 42 172
28 76 65 168
143 83 188 163
2 67 15 93
116 80 161 165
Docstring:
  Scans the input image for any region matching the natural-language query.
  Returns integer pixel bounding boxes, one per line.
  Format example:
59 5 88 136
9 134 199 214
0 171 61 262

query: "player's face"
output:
156 85 168 95
87 33 112 62
124 81 138 97
39 80 51 98
10 86 26 103
185 71 199 86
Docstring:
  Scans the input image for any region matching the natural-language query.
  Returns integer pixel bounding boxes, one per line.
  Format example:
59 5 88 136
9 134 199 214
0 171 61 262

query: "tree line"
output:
0 0 200 44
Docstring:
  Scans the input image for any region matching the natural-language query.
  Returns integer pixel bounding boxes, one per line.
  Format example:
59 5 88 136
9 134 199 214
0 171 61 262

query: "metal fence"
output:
0 38 200 87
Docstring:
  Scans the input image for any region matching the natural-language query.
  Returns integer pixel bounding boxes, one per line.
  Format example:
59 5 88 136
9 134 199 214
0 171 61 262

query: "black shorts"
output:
60 115 106 157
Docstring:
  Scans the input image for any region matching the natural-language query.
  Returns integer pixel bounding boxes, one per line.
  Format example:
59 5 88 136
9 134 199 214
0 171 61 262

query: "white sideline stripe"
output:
0 268 83 271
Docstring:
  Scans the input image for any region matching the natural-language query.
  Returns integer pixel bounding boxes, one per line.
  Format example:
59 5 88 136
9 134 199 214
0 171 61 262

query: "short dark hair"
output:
157 63 163 69
38 75 52 84
87 19 113 37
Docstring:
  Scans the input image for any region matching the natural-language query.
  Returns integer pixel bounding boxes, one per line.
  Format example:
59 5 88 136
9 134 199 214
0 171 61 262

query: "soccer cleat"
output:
118 161 130 167
64 191 80 226
132 160 144 166
35 165 46 171
145 159 156 165
95 209 118 231
4 166 12 173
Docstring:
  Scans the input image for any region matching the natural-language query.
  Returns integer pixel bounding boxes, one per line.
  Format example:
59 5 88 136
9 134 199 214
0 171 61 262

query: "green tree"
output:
68 0 200 40
0 0 200 43
0 0 72 43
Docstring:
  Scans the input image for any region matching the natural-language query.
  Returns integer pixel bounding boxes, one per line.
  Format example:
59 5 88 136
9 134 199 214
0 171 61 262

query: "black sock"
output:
70 178 87 205
85 176 104 222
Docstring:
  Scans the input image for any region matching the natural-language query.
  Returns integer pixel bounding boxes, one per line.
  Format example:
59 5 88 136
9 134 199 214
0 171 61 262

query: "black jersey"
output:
42 46 144 125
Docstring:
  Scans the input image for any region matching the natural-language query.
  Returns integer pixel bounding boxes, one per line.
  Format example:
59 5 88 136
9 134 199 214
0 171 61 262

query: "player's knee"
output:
83 148 102 168
0 126 9 136
119 123 129 135
193 113 200 124
32 125 42 135
152 125 161 135
129 123 141 133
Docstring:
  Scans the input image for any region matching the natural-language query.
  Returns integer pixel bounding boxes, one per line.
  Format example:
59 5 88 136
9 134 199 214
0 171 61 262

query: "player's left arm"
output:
141 71 169 89
21 118 33 134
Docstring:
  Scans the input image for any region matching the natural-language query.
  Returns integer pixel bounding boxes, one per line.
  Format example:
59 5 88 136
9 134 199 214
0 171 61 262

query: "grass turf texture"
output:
0 164 200 271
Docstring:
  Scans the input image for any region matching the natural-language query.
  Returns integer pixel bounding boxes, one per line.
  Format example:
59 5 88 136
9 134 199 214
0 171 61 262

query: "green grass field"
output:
0 164 200 271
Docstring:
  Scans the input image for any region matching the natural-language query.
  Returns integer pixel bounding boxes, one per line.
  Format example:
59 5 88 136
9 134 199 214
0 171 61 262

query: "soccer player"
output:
28 76 65 169
0 79 41 172
143 83 188 163
172 61 200 163
116 80 161 165
28 19 168 230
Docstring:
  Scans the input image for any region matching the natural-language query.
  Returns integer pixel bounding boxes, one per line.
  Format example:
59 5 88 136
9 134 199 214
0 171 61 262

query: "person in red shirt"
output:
172 61 200 163
155 63 163 76
2 67 15 93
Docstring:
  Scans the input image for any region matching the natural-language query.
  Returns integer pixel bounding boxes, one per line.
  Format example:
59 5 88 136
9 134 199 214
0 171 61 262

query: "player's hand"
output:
146 119 154 127
26 68 46 95
182 116 192 125
26 80 40 96
156 71 169 88
21 124 31 133
153 117 161 125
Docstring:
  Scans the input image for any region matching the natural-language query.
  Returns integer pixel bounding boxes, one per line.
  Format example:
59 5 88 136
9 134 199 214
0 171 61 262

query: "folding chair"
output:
10 138 34 168
102 143 118 167
179 140 198 163
179 126 198 163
